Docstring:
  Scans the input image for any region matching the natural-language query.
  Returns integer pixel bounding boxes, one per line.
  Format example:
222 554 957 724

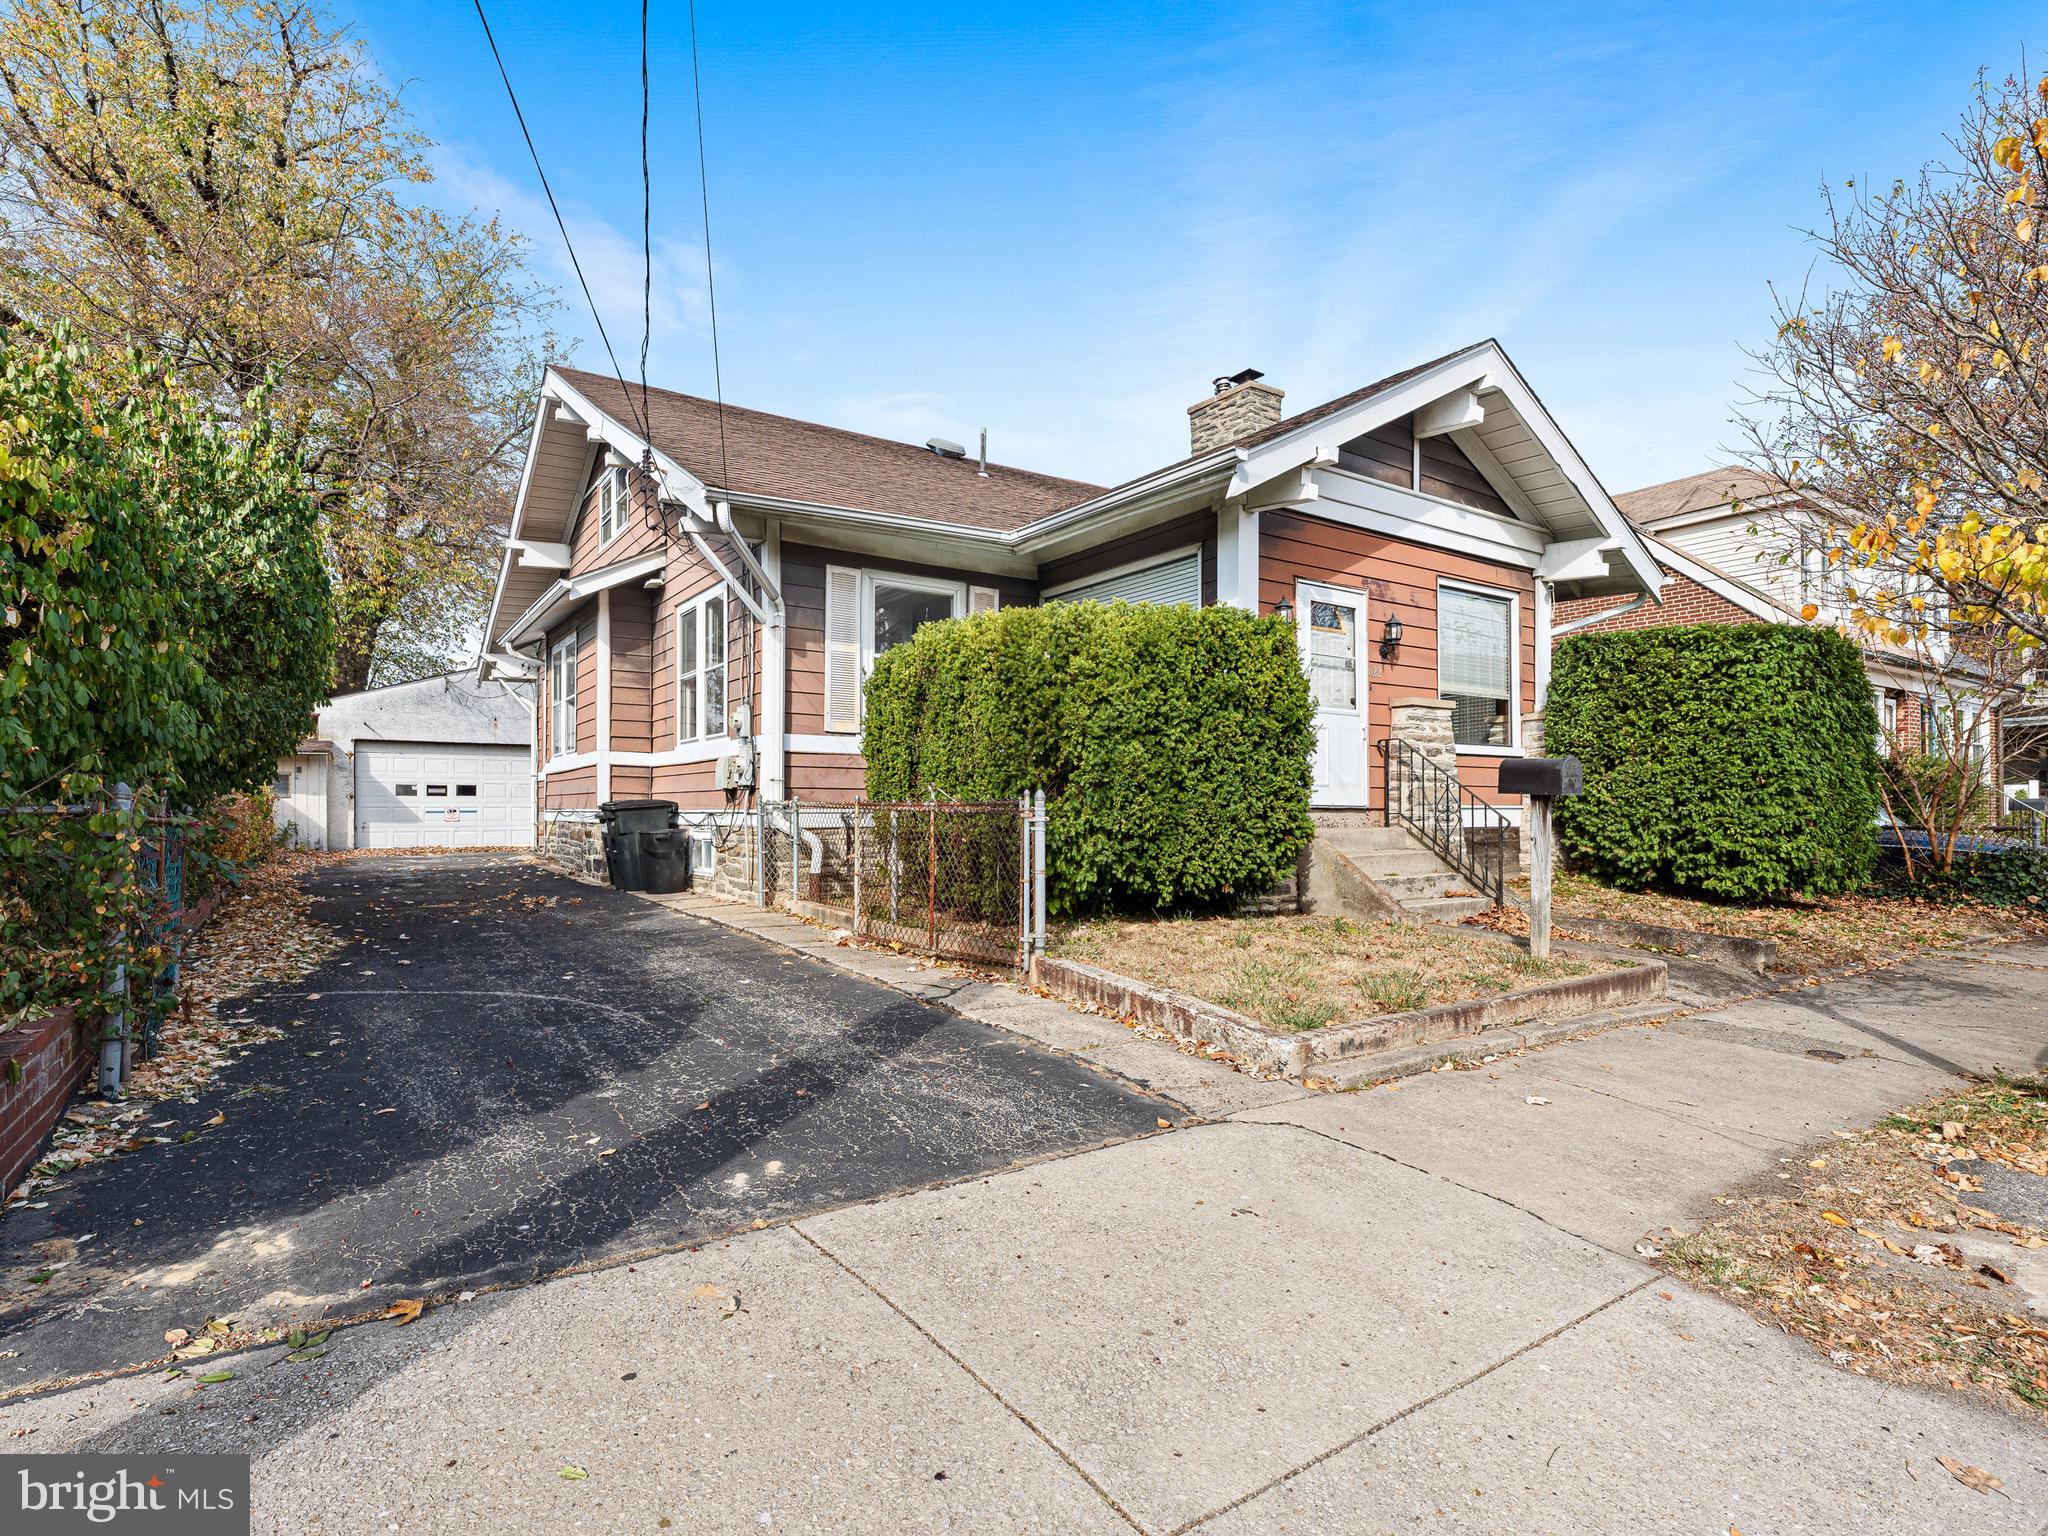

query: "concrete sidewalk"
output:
4 914 2045 1532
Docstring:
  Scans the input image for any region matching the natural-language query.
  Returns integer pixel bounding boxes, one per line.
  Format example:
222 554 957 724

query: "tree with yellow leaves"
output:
1741 64 2048 658
0 0 558 690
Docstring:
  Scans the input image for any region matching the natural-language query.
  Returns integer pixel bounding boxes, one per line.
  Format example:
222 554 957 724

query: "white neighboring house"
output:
273 668 537 850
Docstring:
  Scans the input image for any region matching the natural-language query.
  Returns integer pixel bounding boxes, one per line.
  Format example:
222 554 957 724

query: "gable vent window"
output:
596 467 630 546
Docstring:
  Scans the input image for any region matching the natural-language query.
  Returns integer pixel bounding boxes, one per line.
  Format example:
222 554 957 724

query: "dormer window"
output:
597 467 630 546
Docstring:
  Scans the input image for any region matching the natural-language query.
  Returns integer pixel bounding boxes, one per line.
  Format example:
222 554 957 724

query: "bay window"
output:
1438 583 1516 749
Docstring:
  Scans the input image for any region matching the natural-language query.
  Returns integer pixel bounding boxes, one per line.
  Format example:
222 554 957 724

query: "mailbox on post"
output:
1503 755 1582 961
1499 756 1583 800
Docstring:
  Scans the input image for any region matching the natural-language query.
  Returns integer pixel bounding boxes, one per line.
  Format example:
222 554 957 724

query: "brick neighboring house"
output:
1553 465 2011 769
479 341 1665 878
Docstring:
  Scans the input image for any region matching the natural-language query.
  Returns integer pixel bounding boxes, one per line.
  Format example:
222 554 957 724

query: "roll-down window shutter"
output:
824 565 862 733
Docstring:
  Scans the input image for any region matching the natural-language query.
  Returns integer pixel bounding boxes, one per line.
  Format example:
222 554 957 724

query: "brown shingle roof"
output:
556 367 1103 533
1615 465 1780 526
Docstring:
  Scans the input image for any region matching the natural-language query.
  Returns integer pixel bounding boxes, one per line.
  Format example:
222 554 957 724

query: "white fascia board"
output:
502 551 668 647
1008 452 1242 549
1293 481 1543 570
1644 534 1795 622
483 388 564 650
1471 346 1665 595
542 368 715 525
1312 466 1548 560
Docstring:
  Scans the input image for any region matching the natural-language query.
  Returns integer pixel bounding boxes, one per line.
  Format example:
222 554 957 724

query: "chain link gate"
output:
849 798 1040 968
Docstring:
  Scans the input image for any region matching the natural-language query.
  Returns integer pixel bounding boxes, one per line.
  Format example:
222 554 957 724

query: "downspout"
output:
1550 592 1651 637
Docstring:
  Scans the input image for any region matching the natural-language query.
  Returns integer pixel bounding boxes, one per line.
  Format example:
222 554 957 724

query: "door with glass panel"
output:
1297 581 1368 806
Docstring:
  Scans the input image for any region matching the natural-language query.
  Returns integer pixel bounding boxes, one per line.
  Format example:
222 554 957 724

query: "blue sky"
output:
340 0 2036 492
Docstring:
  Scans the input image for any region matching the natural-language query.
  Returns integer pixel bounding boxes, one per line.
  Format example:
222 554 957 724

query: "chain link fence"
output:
850 799 1034 968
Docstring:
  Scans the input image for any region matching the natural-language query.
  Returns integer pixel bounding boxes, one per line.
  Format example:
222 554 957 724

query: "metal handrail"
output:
1377 738 1510 907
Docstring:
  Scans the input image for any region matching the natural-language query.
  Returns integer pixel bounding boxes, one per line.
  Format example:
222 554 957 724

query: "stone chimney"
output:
1187 368 1284 454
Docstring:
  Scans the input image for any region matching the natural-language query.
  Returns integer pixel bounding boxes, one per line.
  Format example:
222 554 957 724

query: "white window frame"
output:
1436 578 1521 756
1040 542 1201 604
675 589 730 745
596 466 630 548
548 634 579 761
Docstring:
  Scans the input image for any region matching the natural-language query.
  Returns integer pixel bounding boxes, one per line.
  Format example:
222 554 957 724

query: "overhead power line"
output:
686 0 730 489
471 0 648 440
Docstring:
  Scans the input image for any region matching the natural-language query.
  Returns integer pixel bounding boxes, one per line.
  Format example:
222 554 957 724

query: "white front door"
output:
1298 581 1369 806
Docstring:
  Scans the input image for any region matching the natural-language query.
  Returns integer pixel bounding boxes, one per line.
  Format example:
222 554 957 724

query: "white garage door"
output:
354 743 534 849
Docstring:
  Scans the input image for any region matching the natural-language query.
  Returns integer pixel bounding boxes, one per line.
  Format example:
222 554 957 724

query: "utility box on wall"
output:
715 743 757 792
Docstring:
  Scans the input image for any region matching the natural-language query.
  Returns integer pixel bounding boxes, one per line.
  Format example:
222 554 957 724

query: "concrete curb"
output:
1550 912 1777 972
1030 951 1669 1085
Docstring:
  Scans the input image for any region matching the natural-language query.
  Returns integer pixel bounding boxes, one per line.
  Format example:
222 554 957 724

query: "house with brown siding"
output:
1552 466 2014 767
480 341 1663 874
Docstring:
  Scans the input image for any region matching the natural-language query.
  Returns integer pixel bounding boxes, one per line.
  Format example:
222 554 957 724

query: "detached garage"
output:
275 669 536 851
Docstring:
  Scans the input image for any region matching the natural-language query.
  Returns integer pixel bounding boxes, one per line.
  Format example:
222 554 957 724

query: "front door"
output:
1298 580 1369 806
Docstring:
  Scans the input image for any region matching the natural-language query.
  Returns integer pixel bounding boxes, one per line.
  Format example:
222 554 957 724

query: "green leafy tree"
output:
1 329 329 1024
0 0 555 689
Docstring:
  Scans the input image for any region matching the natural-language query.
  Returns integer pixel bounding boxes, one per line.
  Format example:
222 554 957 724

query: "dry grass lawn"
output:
1481 869 2045 973
1659 1076 2048 1427
1051 913 1599 1032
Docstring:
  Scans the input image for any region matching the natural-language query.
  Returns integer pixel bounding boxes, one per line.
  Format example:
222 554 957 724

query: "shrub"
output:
0 332 331 1025
863 601 1314 915
1545 624 1880 900
1870 840 2048 907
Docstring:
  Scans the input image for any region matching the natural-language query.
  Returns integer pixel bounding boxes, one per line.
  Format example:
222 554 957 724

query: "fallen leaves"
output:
1936 1456 2003 1495
1659 1077 2048 1424
384 1298 424 1326
558 1465 589 1482
689 1283 740 1320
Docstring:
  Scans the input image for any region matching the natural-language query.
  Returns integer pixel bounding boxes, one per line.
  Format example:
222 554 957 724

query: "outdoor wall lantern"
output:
1379 614 1404 659
1271 596 1294 622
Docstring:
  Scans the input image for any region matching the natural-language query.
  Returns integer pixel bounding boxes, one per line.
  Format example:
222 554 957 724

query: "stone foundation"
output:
538 812 607 883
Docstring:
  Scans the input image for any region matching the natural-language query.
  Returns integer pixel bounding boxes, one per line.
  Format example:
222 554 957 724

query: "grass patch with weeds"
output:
1480 870 2047 973
1051 913 1598 1032
1658 1073 2048 1424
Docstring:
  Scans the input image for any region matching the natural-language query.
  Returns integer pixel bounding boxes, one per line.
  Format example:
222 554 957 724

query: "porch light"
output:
1271 596 1294 622
1379 614 1404 659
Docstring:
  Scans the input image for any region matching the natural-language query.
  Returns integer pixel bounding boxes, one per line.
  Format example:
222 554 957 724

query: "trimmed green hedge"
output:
1545 624 1880 900
863 601 1314 915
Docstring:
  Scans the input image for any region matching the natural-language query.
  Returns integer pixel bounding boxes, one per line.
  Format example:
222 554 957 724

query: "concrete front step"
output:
1363 871 1460 901
1319 845 1452 880
1404 894 1494 922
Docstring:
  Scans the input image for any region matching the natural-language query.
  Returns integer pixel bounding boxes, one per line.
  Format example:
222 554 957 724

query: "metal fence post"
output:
1031 789 1048 958
99 782 133 1096
754 796 767 908
852 806 864 933
788 799 801 909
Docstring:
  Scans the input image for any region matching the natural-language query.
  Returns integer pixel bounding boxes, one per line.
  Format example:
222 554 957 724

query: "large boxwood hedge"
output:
1545 624 1879 900
863 601 1314 915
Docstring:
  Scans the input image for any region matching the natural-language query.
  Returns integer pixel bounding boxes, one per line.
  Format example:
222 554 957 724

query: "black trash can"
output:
640 827 694 894
598 799 678 891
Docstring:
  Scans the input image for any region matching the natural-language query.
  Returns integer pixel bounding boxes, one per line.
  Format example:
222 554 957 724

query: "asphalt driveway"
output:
0 854 1173 1392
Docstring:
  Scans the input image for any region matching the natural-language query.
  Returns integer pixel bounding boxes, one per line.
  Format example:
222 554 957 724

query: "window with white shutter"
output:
823 566 862 734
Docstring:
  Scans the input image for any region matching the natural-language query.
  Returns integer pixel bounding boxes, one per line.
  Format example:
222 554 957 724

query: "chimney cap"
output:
1213 368 1265 394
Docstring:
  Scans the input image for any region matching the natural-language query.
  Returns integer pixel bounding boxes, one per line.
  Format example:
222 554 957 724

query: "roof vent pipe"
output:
978 428 989 477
